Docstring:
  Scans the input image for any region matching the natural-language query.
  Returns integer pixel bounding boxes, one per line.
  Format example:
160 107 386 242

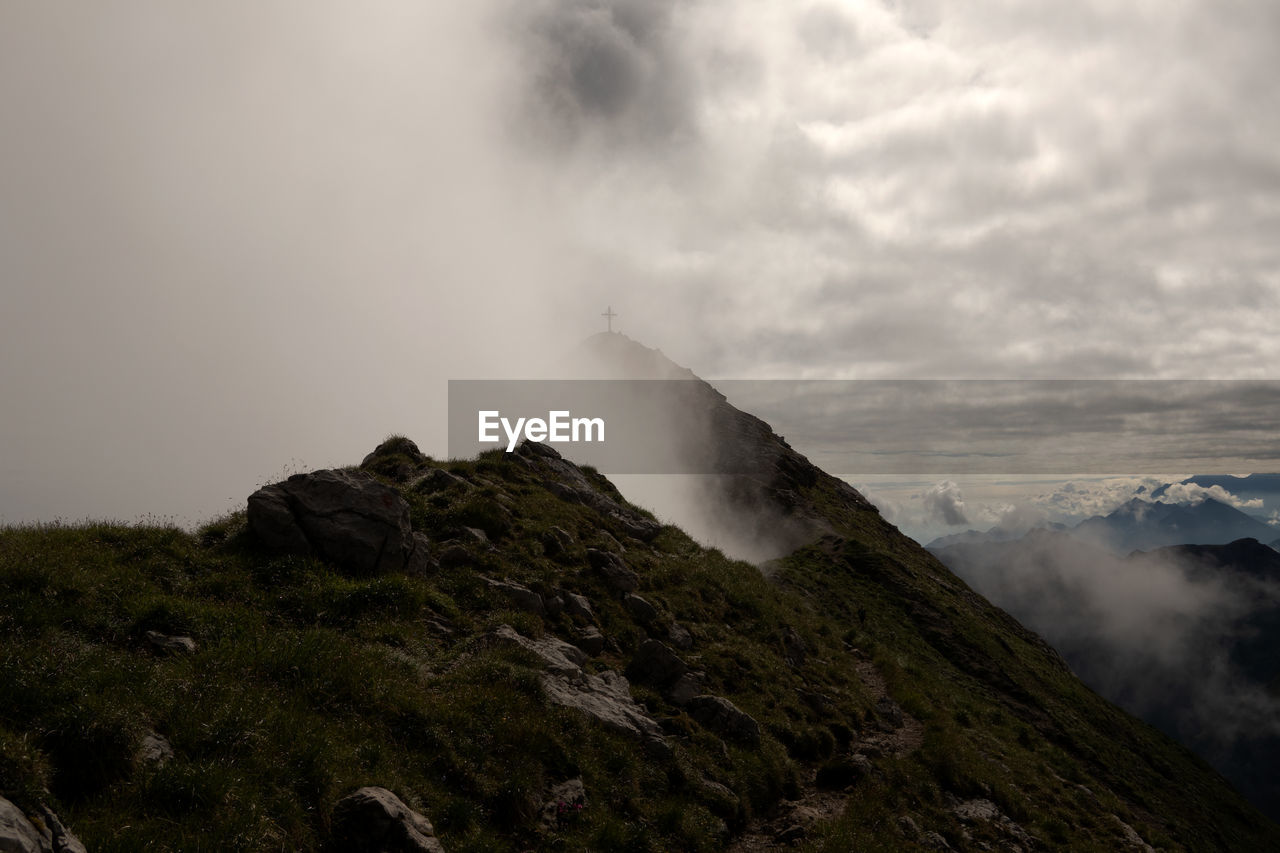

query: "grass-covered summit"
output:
3 376 1280 849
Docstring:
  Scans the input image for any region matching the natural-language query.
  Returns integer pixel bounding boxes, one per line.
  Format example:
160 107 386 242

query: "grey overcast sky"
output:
2 1 1278 525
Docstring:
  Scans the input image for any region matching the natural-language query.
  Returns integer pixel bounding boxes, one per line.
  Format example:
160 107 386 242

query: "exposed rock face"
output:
0 798 46 853
248 469 430 576
332 786 445 853
488 626 666 751
486 625 588 674
0 797 86 853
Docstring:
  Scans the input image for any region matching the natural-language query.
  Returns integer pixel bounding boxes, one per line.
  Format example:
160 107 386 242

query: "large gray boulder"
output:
332 787 445 853
248 469 430 575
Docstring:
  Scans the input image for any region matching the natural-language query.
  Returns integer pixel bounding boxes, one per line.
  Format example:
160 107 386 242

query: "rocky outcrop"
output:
487 625 667 753
515 441 663 543
332 786 445 853
0 797 87 853
248 469 430 576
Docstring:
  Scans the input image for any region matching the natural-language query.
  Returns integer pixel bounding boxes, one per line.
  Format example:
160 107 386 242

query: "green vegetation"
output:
0 443 1276 851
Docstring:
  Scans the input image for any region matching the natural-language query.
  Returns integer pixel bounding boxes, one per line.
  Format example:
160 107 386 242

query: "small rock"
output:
664 671 706 706
774 823 806 844
483 578 545 615
923 830 953 850
539 778 587 831
436 545 471 569
486 625 587 673
686 695 761 745
875 696 905 730
332 786 445 853
405 533 434 576
576 626 606 656
952 799 1001 823
667 621 694 650
625 639 688 686
623 593 659 624
145 630 197 655
815 754 873 790
587 549 638 592
562 591 595 621
138 732 174 767
541 526 575 558
611 512 663 542
410 467 468 494
461 527 490 546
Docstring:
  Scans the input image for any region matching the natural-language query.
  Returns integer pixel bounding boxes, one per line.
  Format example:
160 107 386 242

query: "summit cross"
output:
602 305 617 333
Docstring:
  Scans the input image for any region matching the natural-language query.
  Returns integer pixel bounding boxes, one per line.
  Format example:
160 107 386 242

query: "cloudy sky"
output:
2 1 1278 527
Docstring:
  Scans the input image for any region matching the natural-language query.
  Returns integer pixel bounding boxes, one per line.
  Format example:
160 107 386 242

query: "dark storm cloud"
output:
508 0 698 152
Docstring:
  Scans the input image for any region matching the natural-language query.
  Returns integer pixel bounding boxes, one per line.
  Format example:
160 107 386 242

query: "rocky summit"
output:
2 348 1280 850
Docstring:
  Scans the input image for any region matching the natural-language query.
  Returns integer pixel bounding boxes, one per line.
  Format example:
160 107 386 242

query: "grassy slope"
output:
0 445 1275 851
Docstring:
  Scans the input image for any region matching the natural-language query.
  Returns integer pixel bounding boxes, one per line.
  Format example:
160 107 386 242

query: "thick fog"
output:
3 1 1279 526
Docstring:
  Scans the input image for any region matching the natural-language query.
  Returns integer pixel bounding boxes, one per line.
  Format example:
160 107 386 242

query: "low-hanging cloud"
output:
935 531 1280 814
921 479 969 526
1158 482 1264 510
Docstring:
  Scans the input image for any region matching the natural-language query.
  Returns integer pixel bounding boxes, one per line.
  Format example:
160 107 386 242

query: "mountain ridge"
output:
1 338 1277 850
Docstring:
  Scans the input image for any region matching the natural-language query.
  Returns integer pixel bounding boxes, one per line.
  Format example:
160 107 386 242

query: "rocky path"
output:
726 653 922 851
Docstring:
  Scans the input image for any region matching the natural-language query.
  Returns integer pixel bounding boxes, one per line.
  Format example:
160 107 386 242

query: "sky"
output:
2 1 1278 528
